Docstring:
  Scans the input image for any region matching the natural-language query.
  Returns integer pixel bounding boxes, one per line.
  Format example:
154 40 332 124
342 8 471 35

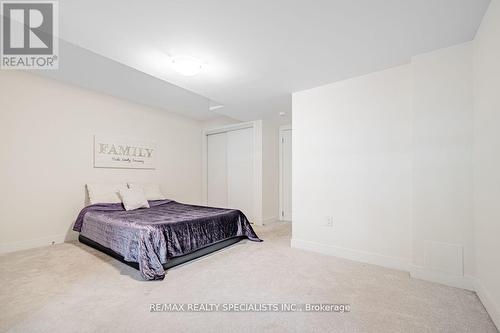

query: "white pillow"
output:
128 183 166 200
87 183 128 204
119 188 150 211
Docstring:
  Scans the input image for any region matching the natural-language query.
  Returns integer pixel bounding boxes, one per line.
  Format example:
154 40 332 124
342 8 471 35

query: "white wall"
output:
291 8 500 323
473 0 500 327
292 65 413 270
410 43 475 287
292 44 477 284
0 71 203 252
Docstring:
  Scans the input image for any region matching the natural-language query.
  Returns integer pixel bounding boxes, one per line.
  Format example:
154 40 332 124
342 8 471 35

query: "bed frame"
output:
79 235 244 271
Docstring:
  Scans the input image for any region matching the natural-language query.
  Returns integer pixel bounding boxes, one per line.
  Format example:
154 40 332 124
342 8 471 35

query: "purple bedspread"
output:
73 200 261 280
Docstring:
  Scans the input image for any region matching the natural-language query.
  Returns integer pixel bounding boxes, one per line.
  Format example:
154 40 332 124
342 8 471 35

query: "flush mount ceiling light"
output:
170 56 203 76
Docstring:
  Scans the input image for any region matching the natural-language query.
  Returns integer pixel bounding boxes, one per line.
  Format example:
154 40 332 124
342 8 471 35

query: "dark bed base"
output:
78 235 244 271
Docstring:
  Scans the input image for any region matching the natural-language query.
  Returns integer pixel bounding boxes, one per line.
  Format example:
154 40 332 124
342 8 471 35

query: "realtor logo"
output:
1 1 58 69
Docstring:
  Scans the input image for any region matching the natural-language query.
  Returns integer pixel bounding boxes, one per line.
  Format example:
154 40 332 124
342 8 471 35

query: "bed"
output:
73 200 262 280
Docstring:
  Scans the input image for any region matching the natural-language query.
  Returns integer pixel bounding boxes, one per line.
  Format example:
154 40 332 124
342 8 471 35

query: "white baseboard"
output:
291 238 409 272
0 234 68 254
409 264 475 291
474 278 500 330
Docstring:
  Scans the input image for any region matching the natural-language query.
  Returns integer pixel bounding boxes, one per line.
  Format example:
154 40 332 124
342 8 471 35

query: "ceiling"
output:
36 40 213 120
54 0 490 121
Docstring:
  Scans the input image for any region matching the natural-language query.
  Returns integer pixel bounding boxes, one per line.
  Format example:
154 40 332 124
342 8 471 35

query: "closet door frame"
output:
202 120 263 225
279 124 292 222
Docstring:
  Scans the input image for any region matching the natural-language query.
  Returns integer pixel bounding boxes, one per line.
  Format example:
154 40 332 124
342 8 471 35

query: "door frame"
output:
279 124 292 222
202 120 263 225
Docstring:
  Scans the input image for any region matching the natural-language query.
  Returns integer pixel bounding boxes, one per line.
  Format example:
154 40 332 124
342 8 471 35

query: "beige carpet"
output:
0 223 497 333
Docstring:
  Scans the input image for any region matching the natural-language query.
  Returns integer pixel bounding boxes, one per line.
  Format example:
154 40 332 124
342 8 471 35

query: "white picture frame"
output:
93 135 156 169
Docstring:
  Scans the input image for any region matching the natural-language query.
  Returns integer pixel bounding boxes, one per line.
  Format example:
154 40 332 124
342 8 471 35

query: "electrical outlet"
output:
325 216 334 227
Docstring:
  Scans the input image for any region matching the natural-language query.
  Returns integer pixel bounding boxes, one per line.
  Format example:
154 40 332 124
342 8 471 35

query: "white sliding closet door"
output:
207 132 227 208
206 126 255 222
227 127 254 221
